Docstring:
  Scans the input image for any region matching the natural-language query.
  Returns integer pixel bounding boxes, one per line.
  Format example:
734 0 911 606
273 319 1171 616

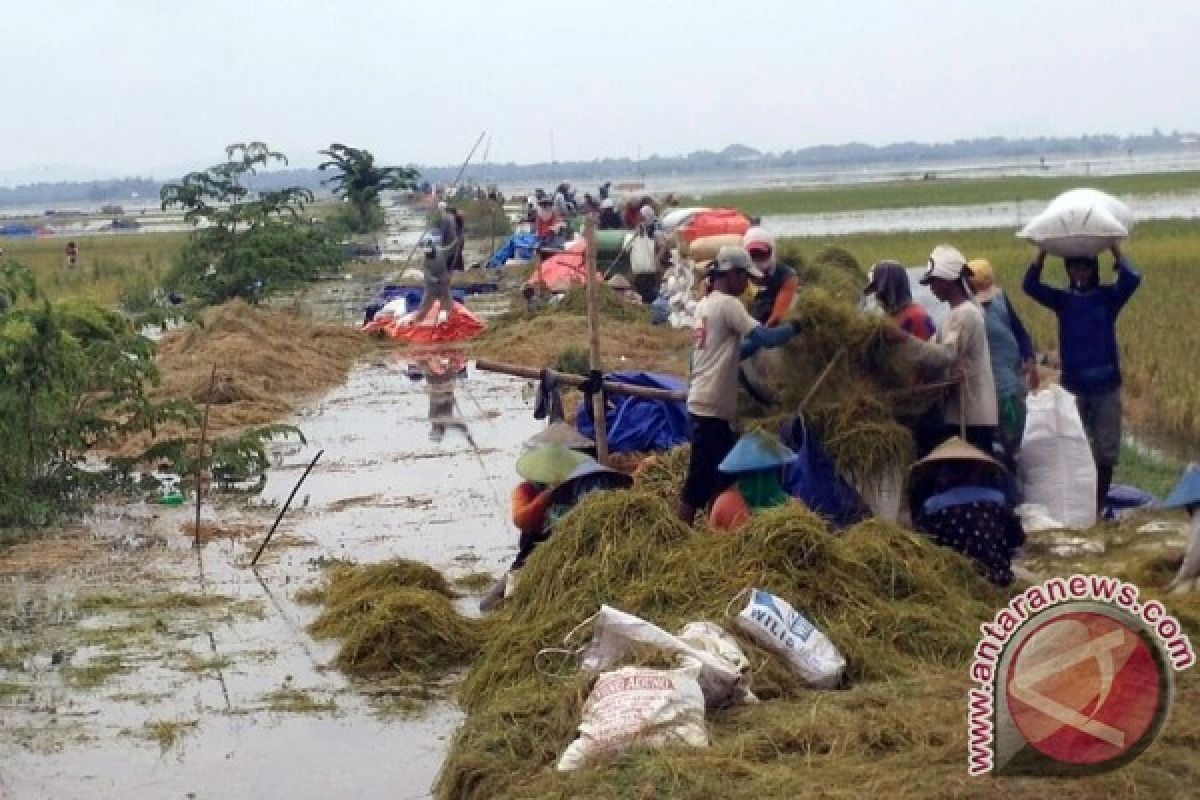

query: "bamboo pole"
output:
475 359 687 401
193 364 217 549
583 214 608 464
250 449 324 568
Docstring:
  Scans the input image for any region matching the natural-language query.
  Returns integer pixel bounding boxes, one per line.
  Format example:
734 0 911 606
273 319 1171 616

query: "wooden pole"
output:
583 214 609 464
475 358 687 401
193 364 217 549
250 449 324 568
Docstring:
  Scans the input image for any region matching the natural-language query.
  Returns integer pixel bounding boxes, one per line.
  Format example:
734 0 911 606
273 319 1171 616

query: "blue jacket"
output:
1022 258 1141 395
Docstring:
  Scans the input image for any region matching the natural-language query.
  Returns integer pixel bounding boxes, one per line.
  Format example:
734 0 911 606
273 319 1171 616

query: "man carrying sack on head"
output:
1023 244 1142 514
679 246 800 525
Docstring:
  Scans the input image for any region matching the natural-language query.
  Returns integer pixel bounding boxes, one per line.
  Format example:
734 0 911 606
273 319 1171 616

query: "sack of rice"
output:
1017 188 1134 258
731 588 845 688
556 665 708 771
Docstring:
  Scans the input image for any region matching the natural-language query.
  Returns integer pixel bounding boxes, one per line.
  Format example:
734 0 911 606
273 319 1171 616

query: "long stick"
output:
250 449 324 568
193 364 217 549
798 347 845 413
475 358 687 402
583 214 609 465
402 131 488 267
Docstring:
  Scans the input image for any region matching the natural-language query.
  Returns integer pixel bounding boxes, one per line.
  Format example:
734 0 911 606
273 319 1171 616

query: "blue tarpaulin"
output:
486 233 539 268
363 283 500 322
779 416 868 529
576 371 688 454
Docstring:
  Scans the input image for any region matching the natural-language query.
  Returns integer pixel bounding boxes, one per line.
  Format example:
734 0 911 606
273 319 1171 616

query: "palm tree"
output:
318 144 419 232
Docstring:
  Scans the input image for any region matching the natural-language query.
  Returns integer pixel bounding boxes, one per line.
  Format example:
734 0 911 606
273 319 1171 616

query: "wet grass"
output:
262 688 338 713
692 170 1200 215
75 619 167 651
170 652 234 673
143 718 199 752
0 681 33 699
0 642 34 670
65 653 132 689
76 590 232 613
1116 442 1185 500
452 571 496 592
0 232 187 305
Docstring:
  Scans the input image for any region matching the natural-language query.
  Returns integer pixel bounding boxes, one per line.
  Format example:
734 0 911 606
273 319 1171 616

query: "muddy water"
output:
0 358 542 799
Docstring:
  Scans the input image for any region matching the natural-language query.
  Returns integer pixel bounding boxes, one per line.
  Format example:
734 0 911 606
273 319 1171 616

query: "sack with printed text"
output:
556 665 708 771
731 588 845 688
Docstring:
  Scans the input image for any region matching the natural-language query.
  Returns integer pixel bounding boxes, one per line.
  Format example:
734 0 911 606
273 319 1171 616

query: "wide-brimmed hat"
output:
1164 463 1200 509
606 274 633 291
719 431 798 474
920 244 969 285
547 460 633 504
967 258 999 303
516 444 590 484
911 436 1005 474
524 422 594 451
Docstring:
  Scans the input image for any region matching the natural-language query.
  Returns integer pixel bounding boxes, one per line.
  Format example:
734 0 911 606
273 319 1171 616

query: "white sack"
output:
556 665 708 771
1017 385 1097 529
577 605 750 708
1018 188 1134 258
733 589 845 688
661 207 710 233
630 234 658 274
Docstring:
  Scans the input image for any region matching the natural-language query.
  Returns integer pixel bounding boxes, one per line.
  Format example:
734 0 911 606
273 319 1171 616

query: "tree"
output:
318 144 419 233
161 142 342 305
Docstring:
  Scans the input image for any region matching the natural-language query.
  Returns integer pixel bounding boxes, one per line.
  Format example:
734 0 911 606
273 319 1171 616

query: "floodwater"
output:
0 353 541 799
762 189 1200 237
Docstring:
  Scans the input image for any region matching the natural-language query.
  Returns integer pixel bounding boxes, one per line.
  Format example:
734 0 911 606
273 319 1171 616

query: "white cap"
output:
711 245 763 278
920 244 968 285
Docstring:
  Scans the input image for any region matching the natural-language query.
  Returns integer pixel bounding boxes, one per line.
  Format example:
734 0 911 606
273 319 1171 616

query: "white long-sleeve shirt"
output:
909 300 998 427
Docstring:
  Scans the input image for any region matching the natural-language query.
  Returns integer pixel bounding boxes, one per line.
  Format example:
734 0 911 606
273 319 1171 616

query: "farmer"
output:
968 258 1036 466
534 196 565 247
864 260 936 341
436 201 457 251
1164 464 1200 593
679 246 800 525
449 206 466 271
909 437 1025 586
598 197 623 230
710 432 797 532
866 259 941 458
889 245 998 455
481 434 631 611
408 243 454 326
742 227 799 327
1022 244 1142 514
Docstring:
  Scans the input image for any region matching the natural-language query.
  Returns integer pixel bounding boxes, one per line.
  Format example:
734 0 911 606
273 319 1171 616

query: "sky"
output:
2 0 1199 183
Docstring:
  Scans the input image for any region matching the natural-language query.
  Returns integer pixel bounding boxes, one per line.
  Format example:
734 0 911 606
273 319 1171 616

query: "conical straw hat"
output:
718 431 798 474
524 422 594 451
910 436 1005 475
515 444 590 484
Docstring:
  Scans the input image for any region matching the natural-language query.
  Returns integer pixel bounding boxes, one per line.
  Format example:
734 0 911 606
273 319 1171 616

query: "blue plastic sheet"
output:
779 416 868 529
575 372 689 454
486 233 539 268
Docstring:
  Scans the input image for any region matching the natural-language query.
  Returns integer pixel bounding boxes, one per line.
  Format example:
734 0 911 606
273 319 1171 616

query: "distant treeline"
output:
3 131 1196 208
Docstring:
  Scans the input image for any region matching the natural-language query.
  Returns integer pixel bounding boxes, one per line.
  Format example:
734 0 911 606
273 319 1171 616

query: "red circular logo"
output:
1005 610 1164 766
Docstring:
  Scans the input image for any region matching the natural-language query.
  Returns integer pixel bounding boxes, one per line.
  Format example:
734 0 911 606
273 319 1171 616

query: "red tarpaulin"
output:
677 209 752 243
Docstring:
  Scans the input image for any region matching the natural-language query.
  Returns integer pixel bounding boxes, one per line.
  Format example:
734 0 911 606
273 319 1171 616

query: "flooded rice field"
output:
762 189 1200 236
0 357 541 799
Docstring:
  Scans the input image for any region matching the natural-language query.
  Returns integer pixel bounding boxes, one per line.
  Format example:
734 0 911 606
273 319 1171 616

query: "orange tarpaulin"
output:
677 209 752 243
526 239 603 291
362 301 486 343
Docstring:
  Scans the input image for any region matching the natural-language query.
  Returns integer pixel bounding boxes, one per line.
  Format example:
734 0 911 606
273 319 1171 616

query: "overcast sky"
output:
2 0 1199 183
